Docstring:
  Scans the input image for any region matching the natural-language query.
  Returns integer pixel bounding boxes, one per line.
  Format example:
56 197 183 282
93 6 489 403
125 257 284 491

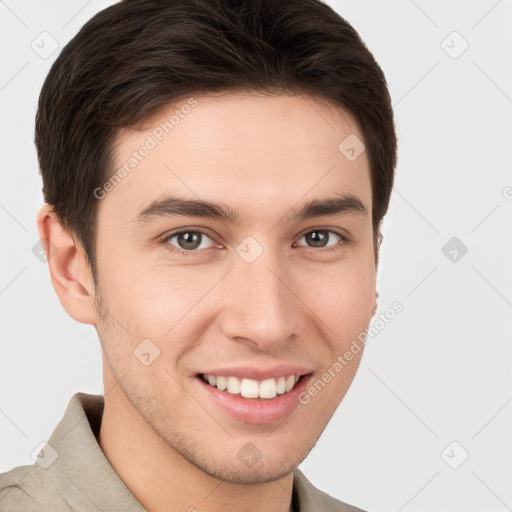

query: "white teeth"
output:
202 373 302 399
216 375 227 390
285 375 295 392
276 376 286 395
240 378 259 398
226 376 241 394
259 378 277 399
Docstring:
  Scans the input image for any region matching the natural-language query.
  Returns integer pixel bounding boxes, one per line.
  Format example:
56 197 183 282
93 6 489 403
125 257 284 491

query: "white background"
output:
1 1 511 511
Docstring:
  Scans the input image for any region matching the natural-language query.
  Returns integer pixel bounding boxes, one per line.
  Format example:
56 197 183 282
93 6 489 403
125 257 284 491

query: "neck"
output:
97 380 295 512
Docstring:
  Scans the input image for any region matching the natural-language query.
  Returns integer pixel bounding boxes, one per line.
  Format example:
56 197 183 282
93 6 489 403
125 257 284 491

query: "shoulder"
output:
0 464 67 512
294 468 368 512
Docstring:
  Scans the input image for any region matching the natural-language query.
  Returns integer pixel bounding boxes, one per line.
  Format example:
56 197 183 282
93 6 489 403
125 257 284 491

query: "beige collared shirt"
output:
0 392 365 511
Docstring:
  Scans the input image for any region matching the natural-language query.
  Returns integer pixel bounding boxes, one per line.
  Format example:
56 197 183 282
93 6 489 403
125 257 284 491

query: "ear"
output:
36 204 98 325
372 291 379 317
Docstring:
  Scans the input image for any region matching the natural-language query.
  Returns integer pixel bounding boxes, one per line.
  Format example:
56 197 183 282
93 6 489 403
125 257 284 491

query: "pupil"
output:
306 230 328 247
179 231 201 250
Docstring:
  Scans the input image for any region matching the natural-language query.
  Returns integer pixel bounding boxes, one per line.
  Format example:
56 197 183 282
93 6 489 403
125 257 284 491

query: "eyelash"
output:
161 228 350 257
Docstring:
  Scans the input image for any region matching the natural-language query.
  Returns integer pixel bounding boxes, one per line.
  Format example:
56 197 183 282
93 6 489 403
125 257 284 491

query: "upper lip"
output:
197 365 313 381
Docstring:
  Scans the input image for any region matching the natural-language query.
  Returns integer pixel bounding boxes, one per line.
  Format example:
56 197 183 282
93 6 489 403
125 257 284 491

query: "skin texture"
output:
38 91 377 512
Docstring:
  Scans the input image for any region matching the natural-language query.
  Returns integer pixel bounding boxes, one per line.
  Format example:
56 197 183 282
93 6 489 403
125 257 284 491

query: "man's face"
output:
92 91 375 484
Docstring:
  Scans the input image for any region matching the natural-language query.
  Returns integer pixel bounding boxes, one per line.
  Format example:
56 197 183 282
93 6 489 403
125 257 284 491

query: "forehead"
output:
102 91 371 223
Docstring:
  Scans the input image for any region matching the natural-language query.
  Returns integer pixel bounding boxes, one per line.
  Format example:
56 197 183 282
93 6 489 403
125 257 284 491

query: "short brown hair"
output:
36 0 397 280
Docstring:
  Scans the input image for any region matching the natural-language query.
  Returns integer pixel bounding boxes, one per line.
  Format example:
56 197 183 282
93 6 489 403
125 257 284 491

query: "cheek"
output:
325 273 374 320
298 258 376 343
97 263 222 366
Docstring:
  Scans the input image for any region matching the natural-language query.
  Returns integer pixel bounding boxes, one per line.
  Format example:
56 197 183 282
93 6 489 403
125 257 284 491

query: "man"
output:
0 0 396 510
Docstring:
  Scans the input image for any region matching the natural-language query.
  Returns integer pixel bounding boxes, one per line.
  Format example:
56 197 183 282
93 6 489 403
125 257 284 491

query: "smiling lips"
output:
197 368 314 423
201 373 301 399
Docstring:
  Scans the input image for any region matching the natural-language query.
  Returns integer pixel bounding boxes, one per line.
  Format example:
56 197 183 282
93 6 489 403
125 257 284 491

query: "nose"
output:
218 247 303 350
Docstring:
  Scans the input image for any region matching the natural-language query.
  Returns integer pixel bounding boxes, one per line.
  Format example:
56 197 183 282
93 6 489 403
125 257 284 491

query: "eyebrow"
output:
132 193 367 225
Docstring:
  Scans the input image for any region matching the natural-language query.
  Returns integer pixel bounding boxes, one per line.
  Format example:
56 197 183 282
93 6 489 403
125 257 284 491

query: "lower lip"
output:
195 374 313 425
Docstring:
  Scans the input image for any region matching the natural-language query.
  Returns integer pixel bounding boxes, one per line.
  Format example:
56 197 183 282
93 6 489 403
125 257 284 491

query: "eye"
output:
164 230 217 253
161 227 348 257
293 229 345 250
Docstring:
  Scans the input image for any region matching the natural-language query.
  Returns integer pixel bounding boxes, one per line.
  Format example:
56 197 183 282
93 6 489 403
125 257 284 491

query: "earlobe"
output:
36 204 98 325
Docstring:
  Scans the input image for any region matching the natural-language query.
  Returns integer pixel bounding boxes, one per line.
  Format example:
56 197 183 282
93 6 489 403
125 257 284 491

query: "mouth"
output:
194 369 314 424
197 372 307 400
